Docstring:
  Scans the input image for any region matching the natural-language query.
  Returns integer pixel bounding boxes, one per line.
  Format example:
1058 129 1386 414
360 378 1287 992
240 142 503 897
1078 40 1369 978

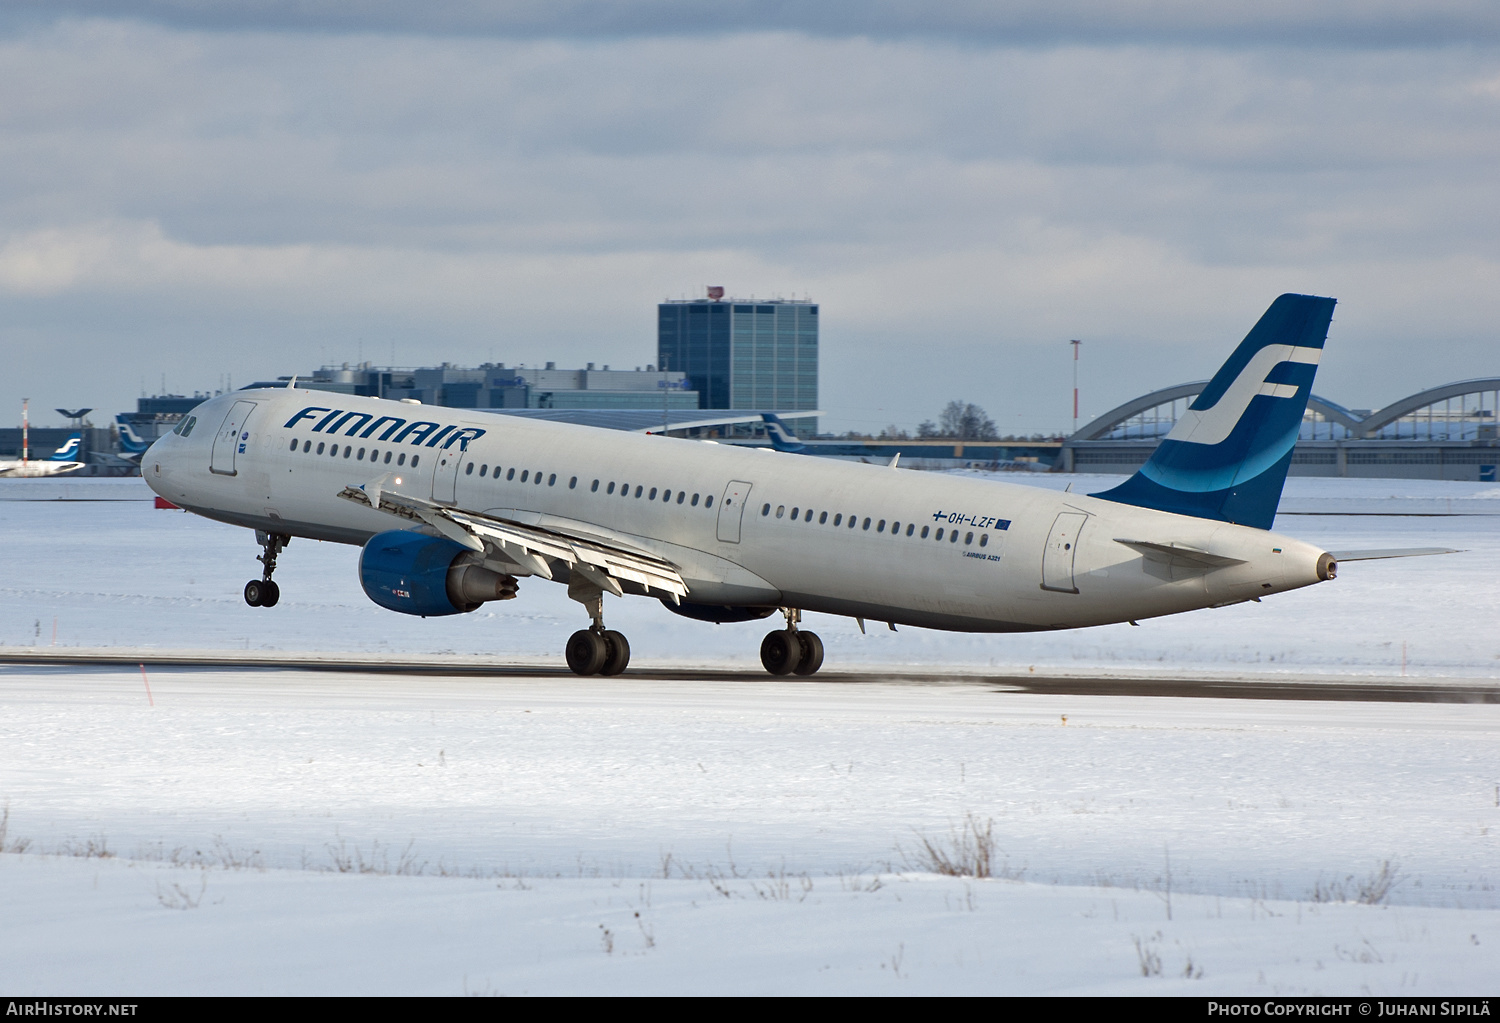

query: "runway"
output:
3 646 1496 703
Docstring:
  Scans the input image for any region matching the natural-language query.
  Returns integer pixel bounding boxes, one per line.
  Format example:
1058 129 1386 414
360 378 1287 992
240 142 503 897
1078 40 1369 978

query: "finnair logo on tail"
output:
1165 344 1321 447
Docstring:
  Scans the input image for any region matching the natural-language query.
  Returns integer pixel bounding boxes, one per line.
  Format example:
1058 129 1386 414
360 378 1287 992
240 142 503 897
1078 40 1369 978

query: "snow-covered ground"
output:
1 477 1497 994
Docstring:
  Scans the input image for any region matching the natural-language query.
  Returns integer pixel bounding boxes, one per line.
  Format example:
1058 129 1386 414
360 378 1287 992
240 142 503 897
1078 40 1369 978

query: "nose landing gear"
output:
244 530 289 608
760 608 823 676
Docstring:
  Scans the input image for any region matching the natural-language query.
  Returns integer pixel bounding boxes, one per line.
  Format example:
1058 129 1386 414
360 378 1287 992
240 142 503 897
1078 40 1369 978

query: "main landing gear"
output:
564 576 630 676
760 608 823 676
244 530 289 608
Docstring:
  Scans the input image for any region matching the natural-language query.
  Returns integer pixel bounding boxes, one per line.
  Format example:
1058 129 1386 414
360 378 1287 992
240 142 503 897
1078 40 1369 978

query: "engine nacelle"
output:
359 529 517 617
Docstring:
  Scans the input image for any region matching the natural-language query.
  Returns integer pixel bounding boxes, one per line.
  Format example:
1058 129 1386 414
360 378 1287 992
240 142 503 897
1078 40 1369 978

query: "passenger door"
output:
1041 511 1088 593
716 480 753 543
209 400 257 476
431 442 465 505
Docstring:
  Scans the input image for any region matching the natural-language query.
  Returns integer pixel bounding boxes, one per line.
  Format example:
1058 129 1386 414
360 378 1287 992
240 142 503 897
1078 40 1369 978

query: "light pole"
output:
1070 339 1082 436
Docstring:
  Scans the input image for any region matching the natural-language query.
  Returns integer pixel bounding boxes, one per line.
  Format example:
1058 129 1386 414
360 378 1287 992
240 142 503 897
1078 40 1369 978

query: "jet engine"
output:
359 529 517 617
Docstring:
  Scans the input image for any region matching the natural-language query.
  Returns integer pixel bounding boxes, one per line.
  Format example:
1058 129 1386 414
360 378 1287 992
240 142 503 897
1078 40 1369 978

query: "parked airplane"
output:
143 294 1448 675
0 433 87 477
115 415 153 462
761 413 807 453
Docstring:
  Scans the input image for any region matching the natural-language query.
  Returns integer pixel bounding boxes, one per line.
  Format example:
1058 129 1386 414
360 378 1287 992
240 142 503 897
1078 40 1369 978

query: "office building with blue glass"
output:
657 297 818 422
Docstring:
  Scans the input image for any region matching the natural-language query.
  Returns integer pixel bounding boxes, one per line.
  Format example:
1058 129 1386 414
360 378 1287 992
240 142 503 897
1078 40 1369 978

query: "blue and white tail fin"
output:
761 413 807 453
50 433 83 461
114 415 152 456
1092 293 1336 530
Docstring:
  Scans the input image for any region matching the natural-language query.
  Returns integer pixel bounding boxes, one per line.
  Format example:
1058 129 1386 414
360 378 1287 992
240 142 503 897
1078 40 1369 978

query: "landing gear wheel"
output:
244 579 266 607
260 580 281 608
792 630 824 676
760 629 800 675
600 630 631 676
566 629 607 676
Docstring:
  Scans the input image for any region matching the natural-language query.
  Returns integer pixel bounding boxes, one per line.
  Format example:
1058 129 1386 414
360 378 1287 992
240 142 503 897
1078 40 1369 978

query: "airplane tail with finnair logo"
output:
761 413 807 453
1092 293 1336 530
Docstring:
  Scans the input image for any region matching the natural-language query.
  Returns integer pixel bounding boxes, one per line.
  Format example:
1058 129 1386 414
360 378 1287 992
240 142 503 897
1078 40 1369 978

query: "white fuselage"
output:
144 389 1331 632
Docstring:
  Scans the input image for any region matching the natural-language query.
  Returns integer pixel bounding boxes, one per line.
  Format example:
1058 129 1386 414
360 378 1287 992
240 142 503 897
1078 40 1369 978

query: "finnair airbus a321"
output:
143 294 1445 676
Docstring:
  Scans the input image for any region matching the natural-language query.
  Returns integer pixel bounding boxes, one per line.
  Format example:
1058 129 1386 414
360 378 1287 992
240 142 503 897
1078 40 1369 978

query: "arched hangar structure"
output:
1060 379 1500 480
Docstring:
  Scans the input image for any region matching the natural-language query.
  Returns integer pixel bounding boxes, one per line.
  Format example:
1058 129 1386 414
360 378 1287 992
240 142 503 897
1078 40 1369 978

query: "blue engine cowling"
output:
358 529 480 617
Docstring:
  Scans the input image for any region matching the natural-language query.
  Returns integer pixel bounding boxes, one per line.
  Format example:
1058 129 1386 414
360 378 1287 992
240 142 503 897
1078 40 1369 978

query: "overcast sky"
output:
2 2 1497 434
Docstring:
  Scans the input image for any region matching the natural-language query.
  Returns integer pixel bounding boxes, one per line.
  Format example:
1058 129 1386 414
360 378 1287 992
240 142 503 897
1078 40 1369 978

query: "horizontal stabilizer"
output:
1114 538 1247 568
1328 548 1461 562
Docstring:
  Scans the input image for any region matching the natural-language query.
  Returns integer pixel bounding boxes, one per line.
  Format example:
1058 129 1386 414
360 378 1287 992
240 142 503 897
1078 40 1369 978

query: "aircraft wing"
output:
337 483 688 601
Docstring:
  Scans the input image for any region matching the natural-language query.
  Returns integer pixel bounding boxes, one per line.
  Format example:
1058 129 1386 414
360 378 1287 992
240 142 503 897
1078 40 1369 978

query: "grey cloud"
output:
4 1 1500 47
0 18 1496 433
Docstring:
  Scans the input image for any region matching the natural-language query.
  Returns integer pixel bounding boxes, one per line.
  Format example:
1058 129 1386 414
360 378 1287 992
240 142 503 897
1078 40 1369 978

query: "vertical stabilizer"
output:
1091 293 1336 530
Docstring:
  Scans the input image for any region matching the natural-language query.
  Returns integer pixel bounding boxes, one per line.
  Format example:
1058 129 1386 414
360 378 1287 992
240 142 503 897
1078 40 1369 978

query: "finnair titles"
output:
144 295 1449 676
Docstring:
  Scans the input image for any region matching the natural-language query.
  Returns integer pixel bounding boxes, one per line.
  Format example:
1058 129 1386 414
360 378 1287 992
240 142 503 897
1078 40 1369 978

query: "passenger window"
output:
906 523 914 536
356 448 365 460
592 479 600 492
370 449 378 461
634 485 642 497
607 482 616 494
920 525 929 538
677 492 685 504
465 462 474 475
507 468 515 481
935 528 943 540
649 488 657 500
951 531 959 543
762 503 771 516
569 477 577 489
891 521 900 534
818 511 827 524
548 474 556 486
346 446 354 458
979 534 988 547
877 520 885 532
520 470 529 482
862 517 871 530
397 453 406 466
621 483 629 496
536 473 544 485
691 493 699 506
662 489 670 502
965 532 974 545
833 513 842 526
384 451 392 464
289 439 298 452
479 465 488 477
304 441 311 453
705 495 713 508
776 505 785 518
411 455 419 467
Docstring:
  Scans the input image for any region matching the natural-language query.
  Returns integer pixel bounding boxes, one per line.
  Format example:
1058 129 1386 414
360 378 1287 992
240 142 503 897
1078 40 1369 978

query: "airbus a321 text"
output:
144 294 1452 676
